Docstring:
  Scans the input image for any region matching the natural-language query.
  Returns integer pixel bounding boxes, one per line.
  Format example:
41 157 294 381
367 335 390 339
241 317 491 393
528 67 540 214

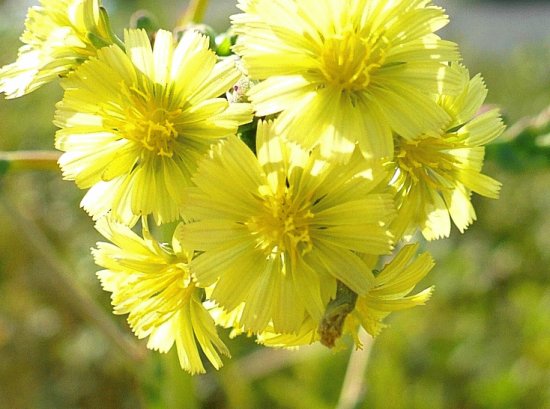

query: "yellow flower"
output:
391 65 504 240
347 244 434 340
232 0 463 159
178 120 395 334
0 0 116 98
259 244 434 348
55 29 252 225
93 218 230 374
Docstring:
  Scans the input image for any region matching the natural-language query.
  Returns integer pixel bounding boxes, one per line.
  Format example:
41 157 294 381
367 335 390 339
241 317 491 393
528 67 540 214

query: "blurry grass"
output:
467 43 550 123
0 1 549 408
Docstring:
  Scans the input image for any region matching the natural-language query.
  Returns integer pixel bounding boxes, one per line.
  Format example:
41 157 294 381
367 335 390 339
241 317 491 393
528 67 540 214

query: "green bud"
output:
129 10 159 33
215 31 237 56
86 6 124 51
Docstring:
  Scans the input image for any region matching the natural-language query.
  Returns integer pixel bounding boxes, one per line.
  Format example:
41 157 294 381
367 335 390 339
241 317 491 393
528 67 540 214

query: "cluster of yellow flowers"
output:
0 0 504 374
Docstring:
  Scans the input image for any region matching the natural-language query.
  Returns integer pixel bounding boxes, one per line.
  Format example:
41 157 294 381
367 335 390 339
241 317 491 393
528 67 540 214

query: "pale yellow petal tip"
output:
488 180 503 199
359 286 434 339
415 286 436 304
422 228 450 242
364 323 388 339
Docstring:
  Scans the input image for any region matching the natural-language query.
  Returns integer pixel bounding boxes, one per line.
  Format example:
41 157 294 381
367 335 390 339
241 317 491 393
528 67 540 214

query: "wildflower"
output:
93 218 230 374
232 0 463 159
179 120 395 334
391 65 504 240
0 0 116 98
55 28 252 225
260 244 434 348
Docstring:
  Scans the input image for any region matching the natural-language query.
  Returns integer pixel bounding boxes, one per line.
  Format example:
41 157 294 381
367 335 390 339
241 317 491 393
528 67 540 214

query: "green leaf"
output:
487 106 550 170
215 31 236 56
238 118 258 154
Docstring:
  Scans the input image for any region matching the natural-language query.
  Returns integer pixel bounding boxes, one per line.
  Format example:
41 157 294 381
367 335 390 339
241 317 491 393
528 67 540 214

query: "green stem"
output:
336 329 374 409
177 0 210 26
0 150 60 172
161 350 198 409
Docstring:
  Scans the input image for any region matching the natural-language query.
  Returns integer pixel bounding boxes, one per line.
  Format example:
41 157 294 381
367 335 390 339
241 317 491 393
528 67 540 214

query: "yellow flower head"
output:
93 218 230 374
179 120 395 334
0 0 116 98
391 64 504 241
55 29 252 225
232 0 463 159
259 244 434 348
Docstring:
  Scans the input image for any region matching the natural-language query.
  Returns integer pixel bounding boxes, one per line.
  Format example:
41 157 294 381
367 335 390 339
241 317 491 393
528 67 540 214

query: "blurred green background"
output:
0 0 549 408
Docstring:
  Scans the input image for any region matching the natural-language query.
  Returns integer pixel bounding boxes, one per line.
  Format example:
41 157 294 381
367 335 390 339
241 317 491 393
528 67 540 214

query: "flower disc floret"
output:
396 135 461 187
319 29 383 91
119 84 182 157
248 183 315 263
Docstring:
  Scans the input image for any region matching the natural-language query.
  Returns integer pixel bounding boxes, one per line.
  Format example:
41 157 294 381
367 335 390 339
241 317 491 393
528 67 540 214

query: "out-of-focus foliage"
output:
0 1 549 408
489 106 550 170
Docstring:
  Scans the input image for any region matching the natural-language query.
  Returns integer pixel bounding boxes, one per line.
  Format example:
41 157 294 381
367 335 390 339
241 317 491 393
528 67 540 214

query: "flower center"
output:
319 29 383 91
247 188 314 262
395 136 460 190
121 83 182 157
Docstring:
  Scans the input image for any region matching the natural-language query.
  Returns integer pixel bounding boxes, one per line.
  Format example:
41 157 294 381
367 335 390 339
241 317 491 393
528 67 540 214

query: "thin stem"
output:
177 0 210 27
0 193 147 362
0 150 60 172
336 329 374 409
160 350 199 409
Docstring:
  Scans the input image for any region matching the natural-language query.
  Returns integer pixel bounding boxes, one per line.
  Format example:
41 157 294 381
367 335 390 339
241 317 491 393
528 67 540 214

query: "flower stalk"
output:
0 150 60 173
177 0 210 26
